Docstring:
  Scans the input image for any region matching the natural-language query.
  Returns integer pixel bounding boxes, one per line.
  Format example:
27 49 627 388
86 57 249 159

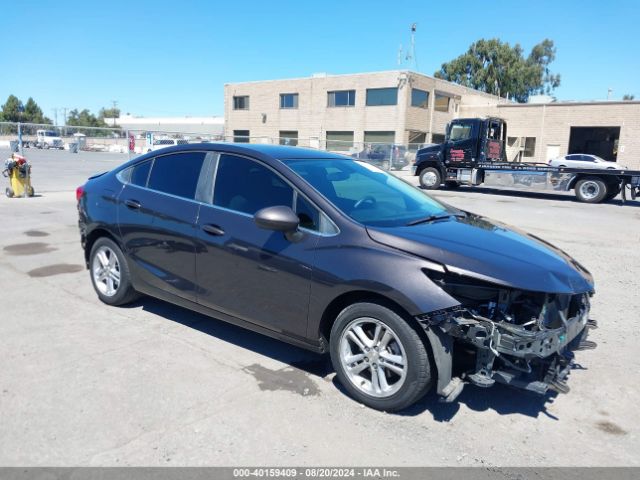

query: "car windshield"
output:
44 131 57 137
283 159 455 227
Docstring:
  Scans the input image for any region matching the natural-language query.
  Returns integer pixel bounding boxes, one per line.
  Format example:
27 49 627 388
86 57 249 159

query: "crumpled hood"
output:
367 214 594 294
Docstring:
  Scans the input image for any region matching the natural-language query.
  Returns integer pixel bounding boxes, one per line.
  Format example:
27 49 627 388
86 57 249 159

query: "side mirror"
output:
254 205 300 232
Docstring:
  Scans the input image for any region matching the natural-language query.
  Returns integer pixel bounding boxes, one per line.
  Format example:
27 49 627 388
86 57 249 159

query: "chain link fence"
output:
1 122 433 171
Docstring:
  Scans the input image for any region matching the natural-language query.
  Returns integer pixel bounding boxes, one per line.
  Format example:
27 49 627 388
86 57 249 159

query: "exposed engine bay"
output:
418 271 597 402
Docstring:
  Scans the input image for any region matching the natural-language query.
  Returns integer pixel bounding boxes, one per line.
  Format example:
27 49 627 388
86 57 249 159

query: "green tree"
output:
66 108 109 128
0 94 24 122
434 38 561 102
99 107 120 120
623 94 635 101
23 97 51 124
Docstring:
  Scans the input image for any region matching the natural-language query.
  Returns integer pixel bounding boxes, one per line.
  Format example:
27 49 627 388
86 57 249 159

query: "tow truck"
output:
413 117 640 203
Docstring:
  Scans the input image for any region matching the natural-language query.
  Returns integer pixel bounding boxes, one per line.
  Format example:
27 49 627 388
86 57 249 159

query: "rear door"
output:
195 153 320 337
117 151 208 301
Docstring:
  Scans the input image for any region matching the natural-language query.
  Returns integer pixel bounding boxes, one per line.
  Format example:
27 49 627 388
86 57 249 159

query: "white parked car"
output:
549 154 627 170
147 138 189 152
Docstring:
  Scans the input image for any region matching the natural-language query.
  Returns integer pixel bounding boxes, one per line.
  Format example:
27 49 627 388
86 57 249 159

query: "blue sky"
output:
1 0 638 119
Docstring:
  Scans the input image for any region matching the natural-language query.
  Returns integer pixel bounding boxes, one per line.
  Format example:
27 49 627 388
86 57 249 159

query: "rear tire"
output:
329 302 433 411
419 167 442 190
575 177 607 203
89 237 139 306
5 187 14 198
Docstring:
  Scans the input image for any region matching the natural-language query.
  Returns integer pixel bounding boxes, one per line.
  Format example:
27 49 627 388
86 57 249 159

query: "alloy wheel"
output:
92 245 121 297
339 317 408 398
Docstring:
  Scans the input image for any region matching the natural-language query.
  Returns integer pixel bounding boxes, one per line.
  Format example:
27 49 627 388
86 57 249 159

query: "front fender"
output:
306 237 460 339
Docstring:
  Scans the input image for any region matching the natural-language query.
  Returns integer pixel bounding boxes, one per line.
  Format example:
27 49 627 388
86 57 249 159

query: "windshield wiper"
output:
406 212 466 226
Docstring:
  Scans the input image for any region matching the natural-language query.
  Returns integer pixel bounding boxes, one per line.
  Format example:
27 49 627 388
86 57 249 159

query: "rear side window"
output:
147 152 206 199
130 161 152 187
213 154 293 215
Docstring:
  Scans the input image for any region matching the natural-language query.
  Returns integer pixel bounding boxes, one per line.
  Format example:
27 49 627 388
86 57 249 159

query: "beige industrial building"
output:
224 70 640 169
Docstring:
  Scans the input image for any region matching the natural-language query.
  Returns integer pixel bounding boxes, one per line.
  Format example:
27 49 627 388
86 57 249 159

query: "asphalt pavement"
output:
0 147 638 466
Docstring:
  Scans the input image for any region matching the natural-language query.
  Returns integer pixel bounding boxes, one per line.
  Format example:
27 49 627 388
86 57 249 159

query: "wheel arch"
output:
83 227 123 268
318 289 450 397
415 158 445 178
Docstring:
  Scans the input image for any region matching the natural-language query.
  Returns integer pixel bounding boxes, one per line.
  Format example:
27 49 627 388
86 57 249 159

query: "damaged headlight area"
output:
418 270 597 401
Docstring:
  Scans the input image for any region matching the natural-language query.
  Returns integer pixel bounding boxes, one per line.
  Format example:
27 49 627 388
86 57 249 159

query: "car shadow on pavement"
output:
129 296 565 420
398 384 561 422
129 296 333 375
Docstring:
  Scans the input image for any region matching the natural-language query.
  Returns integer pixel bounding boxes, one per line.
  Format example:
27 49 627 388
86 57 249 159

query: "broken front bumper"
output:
417 304 598 402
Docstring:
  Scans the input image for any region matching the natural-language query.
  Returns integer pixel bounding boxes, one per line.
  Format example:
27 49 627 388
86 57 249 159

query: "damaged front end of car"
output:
417 270 597 402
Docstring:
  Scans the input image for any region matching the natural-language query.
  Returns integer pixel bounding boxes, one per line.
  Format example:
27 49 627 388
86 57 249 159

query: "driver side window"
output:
213 154 293 215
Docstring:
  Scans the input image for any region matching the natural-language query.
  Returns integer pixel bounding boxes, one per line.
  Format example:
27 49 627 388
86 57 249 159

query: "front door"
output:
195 153 318 338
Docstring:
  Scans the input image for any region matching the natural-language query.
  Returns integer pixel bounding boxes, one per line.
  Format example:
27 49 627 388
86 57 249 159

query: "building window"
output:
326 131 354 151
233 130 250 143
364 131 395 145
434 94 450 112
432 133 446 144
233 96 249 110
524 137 536 157
366 87 398 106
280 93 298 109
411 89 429 108
328 90 355 107
408 131 426 151
279 131 298 146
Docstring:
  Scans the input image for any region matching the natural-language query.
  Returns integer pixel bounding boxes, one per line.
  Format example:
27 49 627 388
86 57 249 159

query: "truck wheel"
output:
575 177 607 203
419 167 442 190
5 187 14 198
44 143 49 149
330 302 433 411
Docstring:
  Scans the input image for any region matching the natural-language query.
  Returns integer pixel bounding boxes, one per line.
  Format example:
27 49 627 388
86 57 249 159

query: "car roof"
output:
221 143 349 159
141 142 349 160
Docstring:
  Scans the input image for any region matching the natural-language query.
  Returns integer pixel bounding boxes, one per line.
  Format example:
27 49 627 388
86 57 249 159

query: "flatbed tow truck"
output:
413 117 640 203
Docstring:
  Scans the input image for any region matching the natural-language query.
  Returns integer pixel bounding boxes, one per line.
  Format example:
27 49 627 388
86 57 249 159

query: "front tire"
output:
89 237 139 306
330 302 433 411
419 167 442 190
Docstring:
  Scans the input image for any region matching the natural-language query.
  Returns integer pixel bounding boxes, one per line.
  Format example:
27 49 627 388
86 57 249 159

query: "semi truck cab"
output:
413 117 507 188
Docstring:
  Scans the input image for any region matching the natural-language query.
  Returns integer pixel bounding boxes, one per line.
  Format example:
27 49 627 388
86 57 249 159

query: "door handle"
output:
125 199 141 210
202 224 225 236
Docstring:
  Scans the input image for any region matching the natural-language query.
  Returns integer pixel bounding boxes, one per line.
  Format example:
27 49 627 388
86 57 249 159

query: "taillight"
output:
76 185 84 202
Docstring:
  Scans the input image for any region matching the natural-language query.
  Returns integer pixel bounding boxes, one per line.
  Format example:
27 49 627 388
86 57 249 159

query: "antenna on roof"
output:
405 23 418 71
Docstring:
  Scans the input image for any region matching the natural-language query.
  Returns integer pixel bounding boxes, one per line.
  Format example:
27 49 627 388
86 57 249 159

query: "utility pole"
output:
52 108 58 126
60 107 69 136
111 100 118 126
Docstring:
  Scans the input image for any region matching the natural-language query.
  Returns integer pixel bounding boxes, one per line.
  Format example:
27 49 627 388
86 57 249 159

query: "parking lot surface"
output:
0 148 638 466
